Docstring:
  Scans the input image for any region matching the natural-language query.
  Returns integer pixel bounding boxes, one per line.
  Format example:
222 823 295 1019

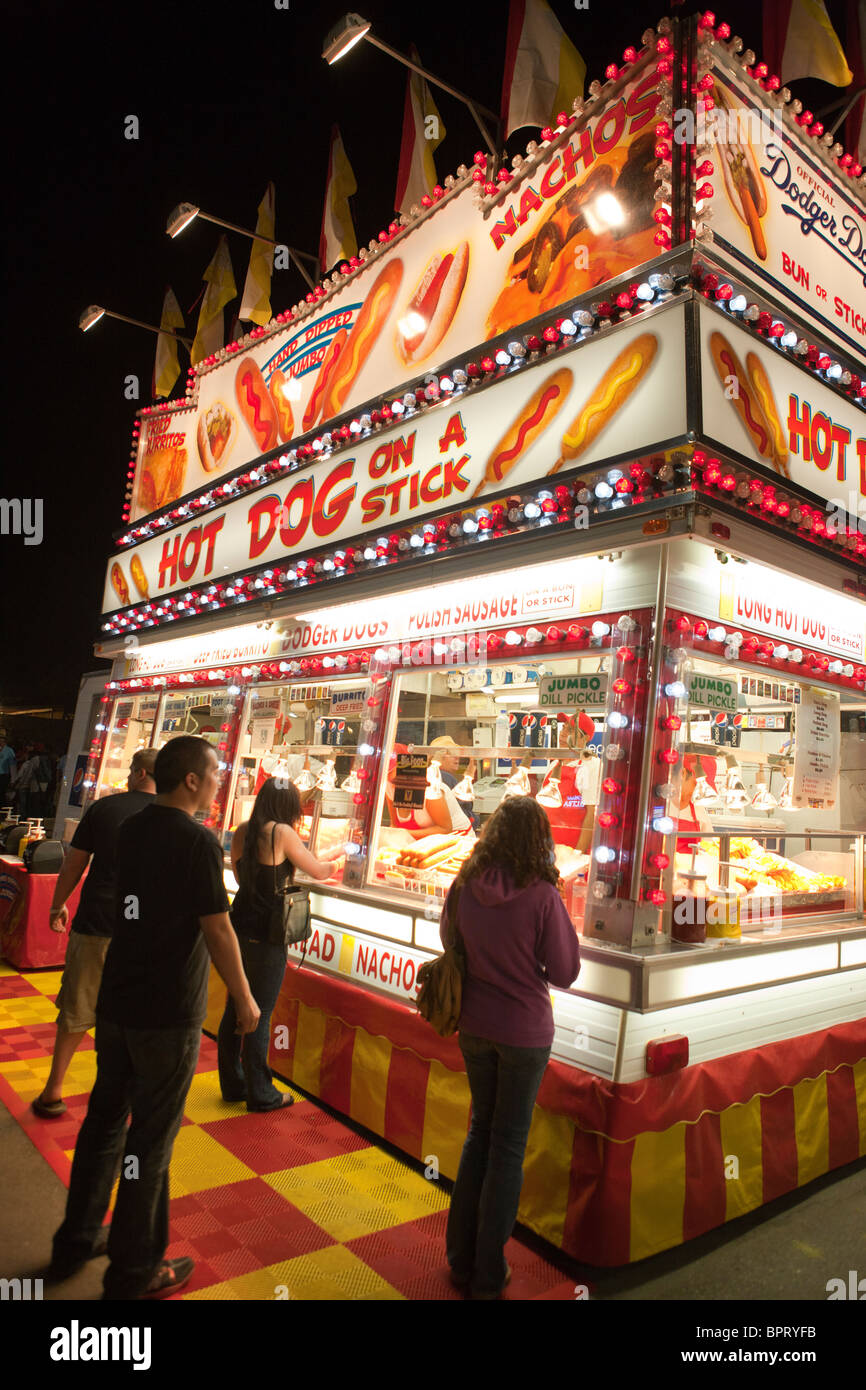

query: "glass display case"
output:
152 685 244 831
94 692 161 798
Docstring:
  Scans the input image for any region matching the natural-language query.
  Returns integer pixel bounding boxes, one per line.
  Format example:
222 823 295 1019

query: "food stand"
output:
79 13 865 1264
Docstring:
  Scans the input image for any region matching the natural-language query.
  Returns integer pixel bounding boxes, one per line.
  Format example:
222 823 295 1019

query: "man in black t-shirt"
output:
49 737 260 1300
32 749 158 1120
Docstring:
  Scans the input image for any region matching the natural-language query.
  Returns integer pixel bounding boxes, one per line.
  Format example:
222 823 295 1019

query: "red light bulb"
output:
602 777 623 794
650 853 670 870
598 811 619 829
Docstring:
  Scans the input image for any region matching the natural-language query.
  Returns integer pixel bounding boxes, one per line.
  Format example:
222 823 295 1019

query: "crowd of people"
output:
31 734 580 1302
0 735 64 820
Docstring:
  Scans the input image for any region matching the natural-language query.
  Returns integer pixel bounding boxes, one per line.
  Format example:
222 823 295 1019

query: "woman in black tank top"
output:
217 778 341 1111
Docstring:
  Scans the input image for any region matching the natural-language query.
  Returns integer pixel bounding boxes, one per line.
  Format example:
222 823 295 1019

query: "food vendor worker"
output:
429 735 477 828
539 711 600 853
384 744 471 841
677 754 716 849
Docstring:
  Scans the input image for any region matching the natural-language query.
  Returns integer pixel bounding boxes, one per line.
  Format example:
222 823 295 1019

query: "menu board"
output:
538 673 609 708
392 752 428 811
791 686 840 809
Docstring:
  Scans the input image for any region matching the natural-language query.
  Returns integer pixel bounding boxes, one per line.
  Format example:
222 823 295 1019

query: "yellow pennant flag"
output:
153 286 185 398
395 45 445 215
781 0 853 86
240 182 276 326
191 236 237 366
319 126 358 272
502 0 586 137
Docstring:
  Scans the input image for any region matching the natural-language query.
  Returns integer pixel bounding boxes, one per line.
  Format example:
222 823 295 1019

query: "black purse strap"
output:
447 885 463 952
271 823 278 897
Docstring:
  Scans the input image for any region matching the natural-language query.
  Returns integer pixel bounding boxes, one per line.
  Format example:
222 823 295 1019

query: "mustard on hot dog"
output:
548 333 658 473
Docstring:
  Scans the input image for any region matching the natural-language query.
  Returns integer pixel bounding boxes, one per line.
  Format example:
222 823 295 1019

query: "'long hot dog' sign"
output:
103 306 687 615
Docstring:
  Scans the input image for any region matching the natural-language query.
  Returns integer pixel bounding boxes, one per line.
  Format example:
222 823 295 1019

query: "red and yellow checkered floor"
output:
0 961 582 1300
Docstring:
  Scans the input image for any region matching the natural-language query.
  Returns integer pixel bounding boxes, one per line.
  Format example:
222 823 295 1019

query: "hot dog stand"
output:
78 12 865 1265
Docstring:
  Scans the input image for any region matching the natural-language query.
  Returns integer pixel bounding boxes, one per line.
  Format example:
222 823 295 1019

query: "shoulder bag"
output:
415 887 465 1037
265 825 312 957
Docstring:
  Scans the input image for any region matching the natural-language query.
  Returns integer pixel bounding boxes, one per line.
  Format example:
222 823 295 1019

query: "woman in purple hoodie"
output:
441 795 580 1299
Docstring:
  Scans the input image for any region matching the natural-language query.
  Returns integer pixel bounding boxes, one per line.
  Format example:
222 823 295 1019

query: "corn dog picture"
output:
745 352 790 477
235 359 279 454
110 563 129 607
472 367 574 498
320 260 404 421
302 329 348 432
196 400 236 472
708 332 778 469
713 83 768 262
548 333 659 474
130 554 149 599
268 370 296 443
395 242 470 366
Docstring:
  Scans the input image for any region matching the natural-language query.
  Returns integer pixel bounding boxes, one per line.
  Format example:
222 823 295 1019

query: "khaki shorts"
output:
55 932 111 1032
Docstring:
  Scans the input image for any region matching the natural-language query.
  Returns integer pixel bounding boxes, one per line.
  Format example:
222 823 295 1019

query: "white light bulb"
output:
708 625 726 642
653 815 675 834
524 502 541 519
595 481 614 500
729 295 747 313
607 711 628 729
594 846 616 863
606 744 625 760
592 621 610 637
774 644 789 660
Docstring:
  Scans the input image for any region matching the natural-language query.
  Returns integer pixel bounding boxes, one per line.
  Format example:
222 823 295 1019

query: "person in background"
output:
12 744 40 819
429 734 477 828
32 749 158 1120
49 736 260 1299
441 795 580 1300
218 777 343 1111
0 736 16 807
384 744 471 840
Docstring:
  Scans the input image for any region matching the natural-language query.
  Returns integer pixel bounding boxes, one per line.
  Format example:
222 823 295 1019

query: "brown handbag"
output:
415 888 465 1037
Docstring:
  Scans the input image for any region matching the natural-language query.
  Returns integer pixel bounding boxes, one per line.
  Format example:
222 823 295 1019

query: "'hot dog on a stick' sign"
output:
104 305 687 615
127 68 664 522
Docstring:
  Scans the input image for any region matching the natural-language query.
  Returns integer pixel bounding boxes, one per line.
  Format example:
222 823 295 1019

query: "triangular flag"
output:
395 45 446 215
153 286 185 399
239 182 276 326
191 236 237 366
779 0 853 86
319 126 358 273
501 0 586 138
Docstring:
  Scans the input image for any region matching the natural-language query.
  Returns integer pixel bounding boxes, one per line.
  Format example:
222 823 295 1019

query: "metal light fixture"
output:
78 305 191 347
166 204 320 288
322 13 501 158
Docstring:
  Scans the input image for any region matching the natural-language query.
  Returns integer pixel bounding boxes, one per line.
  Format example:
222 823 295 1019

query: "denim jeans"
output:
447 1031 551 1297
217 936 287 1110
52 1015 201 1299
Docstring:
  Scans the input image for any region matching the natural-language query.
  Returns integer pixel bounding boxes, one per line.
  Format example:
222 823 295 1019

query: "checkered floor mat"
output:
0 960 581 1300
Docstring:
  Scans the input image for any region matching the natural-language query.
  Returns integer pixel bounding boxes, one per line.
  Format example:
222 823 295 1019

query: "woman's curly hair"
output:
454 796 558 892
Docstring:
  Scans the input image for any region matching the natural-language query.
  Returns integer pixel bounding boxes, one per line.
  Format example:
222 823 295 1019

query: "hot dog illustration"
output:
472 367 574 498
548 333 659 474
745 352 790 477
235 359 279 453
130 554 149 599
709 332 777 467
302 329 348 432
320 260 404 421
714 83 768 261
110 563 129 607
196 400 236 472
395 242 470 366
268 370 295 443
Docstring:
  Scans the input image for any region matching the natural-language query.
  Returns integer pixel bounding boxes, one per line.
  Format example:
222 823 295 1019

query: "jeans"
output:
447 1031 551 1297
52 1016 201 1299
217 936 287 1110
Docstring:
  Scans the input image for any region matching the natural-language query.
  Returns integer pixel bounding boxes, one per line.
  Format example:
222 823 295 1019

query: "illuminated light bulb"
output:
526 627 544 643
658 748 679 765
592 621 610 637
409 532 424 548
595 846 616 863
504 630 523 646
663 714 682 731
617 614 637 632
653 815 675 834
523 501 542 519
507 340 526 357
602 777 623 794
729 294 747 313
843 663 854 677
829 660 843 673
595 481 614 499
559 318 577 335
607 711 629 729
612 678 632 694
651 853 671 870
781 330 798 348
774 644 790 660
462 517 478 534
665 681 687 698
607 469 624 484
606 744 625 760
592 881 612 899
495 349 511 365
647 889 666 906
635 282 654 300
598 811 619 828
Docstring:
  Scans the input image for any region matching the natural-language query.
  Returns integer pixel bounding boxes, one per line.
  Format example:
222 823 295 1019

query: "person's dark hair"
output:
237 777 302 890
130 748 158 780
455 795 558 892
153 736 214 794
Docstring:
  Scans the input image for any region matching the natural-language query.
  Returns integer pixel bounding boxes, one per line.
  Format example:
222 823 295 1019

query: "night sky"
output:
2 0 855 710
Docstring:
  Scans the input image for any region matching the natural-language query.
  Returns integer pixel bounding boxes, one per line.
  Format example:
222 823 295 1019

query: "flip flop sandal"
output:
32 1095 67 1119
142 1257 195 1299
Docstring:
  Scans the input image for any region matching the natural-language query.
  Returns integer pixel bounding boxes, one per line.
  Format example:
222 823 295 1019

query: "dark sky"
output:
2 0 856 710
